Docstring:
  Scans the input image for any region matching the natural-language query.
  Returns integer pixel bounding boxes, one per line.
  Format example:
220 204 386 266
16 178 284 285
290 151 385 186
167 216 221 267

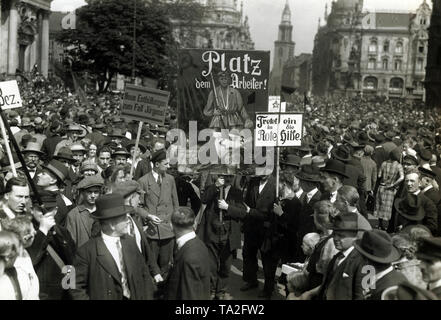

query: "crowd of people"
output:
0 74 441 300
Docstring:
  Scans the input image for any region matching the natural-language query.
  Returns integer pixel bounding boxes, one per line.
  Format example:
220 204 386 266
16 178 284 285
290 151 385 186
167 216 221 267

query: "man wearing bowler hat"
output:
416 237 441 298
302 212 367 300
70 193 155 300
138 149 179 280
319 159 348 203
21 142 45 179
354 230 405 300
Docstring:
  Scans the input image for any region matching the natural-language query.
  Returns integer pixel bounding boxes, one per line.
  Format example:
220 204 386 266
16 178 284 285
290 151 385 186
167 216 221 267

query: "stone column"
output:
40 10 49 77
8 0 19 75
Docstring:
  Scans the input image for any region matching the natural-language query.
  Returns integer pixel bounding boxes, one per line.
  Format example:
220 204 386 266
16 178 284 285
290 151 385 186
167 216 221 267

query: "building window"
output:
383 41 389 52
417 58 424 71
394 60 402 71
382 59 389 70
395 42 403 54
368 58 376 70
279 47 283 57
369 40 377 53
390 77 404 89
364 77 378 90
419 44 425 53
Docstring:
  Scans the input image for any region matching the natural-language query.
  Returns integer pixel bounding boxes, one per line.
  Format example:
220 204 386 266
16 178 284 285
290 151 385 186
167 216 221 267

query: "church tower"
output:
270 0 295 94
272 0 295 76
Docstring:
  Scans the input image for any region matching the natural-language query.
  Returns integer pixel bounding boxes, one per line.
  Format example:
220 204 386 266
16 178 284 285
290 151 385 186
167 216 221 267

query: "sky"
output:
51 0 429 60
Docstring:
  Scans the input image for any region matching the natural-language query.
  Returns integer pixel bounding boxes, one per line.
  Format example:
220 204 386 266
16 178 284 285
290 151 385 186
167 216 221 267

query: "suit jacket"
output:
319 248 366 300
430 165 441 188
365 269 407 300
27 225 76 300
70 235 154 300
372 146 388 169
418 192 438 235
166 237 211 300
424 187 441 236
197 184 243 250
134 158 152 181
66 205 95 249
138 171 179 239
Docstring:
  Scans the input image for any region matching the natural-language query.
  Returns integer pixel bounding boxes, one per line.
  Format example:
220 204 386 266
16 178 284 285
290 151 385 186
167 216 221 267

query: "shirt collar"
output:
342 246 354 259
152 170 159 181
413 190 421 196
307 188 318 200
295 188 304 199
330 190 338 203
423 186 433 193
1 204 16 219
176 231 196 250
428 278 441 291
101 231 120 244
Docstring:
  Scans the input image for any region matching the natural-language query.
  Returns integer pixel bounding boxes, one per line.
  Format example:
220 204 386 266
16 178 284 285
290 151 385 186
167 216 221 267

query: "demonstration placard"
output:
0 80 23 110
177 49 270 131
255 112 303 147
121 84 169 126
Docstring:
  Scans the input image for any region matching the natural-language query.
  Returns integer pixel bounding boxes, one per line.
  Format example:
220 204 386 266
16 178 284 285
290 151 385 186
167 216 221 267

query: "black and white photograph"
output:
0 0 441 308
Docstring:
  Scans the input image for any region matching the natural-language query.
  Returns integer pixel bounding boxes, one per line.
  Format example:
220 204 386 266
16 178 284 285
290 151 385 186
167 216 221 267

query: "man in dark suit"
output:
416 237 441 299
300 212 367 300
393 171 438 235
134 140 164 181
166 207 211 300
138 150 179 279
226 165 278 299
419 167 441 236
198 165 243 300
70 194 155 300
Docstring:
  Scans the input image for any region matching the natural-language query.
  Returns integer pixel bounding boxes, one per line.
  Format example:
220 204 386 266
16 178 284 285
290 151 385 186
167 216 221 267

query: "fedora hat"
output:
70 143 87 153
91 194 133 220
357 131 370 145
22 142 45 156
418 166 437 180
320 159 349 179
354 230 401 264
331 145 351 162
43 159 69 184
108 128 125 138
381 282 438 300
415 237 441 262
295 164 321 182
311 156 326 168
112 147 130 158
374 133 386 143
124 140 147 154
394 193 425 221
53 147 76 163
280 154 301 168
331 212 361 232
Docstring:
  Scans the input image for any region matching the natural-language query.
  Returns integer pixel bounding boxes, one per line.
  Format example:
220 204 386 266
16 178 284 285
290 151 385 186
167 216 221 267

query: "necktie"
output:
333 252 345 271
116 239 131 299
157 175 162 186
128 218 135 237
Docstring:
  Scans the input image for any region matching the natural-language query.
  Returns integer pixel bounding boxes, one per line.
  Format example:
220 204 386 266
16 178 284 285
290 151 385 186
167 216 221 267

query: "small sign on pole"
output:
0 80 23 109
121 84 169 126
255 112 303 147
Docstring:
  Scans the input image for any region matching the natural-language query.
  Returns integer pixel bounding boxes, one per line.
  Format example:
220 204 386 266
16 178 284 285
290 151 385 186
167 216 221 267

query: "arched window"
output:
383 41 389 52
395 41 403 54
369 40 377 53
390 77 404 89
364 77 378 90
382 59 389 70
368 58 376 70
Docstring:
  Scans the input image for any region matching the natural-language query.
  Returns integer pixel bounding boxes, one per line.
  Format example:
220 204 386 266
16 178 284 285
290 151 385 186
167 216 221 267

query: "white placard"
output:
0 80 22 110
268 96 281 112
255 113 303 147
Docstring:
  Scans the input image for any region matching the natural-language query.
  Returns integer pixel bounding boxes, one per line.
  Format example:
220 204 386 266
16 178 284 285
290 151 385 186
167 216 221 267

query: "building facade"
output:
1 0 52 77
171 0 254 50
312 0 431 101
425 0 441 107
269 0 295 95
282 53 312 95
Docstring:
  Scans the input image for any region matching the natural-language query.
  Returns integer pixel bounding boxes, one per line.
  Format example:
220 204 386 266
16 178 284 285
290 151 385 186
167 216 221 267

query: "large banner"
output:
177 49 270 131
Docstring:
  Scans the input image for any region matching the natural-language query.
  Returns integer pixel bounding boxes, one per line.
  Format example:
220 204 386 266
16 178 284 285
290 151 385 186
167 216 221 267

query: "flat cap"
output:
77 175 104 190
151 150 167 164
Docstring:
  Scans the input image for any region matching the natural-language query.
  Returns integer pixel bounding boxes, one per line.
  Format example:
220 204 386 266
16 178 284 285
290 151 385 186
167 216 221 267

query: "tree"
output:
57 0 174 92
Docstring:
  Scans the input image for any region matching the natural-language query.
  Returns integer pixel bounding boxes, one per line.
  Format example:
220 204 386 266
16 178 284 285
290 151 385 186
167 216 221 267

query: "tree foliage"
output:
56 0 174 92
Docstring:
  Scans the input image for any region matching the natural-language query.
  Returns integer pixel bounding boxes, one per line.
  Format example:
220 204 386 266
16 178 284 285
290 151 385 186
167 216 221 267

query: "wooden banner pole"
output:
130 121 143 179
0 116 17 177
